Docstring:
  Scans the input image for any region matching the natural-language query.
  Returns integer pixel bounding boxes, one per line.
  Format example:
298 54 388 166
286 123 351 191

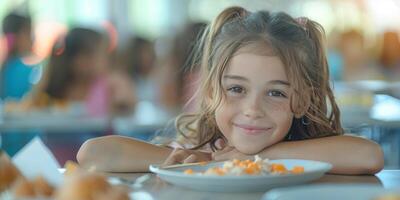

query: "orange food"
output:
291 166 305 174
13 178 36 198
211 167 225 176
0 151 23 192
244 162 262 175
271 163 288 174
182 156 305 176
64 160 80 176
55 173 111 200
12 176 55 198
54 172 129 200
184 169 194 175
32 176 55 197
244 167 255 174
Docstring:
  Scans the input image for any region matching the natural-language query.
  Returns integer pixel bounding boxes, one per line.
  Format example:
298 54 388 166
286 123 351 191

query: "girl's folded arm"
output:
77 135 172 172
259 135 384 175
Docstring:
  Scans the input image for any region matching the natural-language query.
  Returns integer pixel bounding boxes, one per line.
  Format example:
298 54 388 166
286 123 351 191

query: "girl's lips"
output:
233 123 271 135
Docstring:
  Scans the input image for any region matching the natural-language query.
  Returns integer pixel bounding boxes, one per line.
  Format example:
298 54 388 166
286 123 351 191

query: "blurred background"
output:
0 0 400 169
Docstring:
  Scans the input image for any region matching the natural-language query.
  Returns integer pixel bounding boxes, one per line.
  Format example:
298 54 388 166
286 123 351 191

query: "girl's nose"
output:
243 96 265 119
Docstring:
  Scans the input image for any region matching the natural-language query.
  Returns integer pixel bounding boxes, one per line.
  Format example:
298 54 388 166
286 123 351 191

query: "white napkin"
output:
12 137 63 186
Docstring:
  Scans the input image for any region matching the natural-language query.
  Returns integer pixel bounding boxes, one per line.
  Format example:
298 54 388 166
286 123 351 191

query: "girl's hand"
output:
212 146 254 161
162 148 212 166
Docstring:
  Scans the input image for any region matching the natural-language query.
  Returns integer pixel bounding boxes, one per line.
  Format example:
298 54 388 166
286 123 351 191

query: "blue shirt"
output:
0 57 41 100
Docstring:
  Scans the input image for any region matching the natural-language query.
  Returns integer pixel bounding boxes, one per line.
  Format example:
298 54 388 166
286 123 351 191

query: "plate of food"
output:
149 156 332 192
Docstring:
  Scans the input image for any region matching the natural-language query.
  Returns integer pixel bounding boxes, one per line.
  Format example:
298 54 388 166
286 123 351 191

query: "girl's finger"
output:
162 149 180 166
162 155 177 166
215 138 226 149
183 154 197 163
162 148 189 166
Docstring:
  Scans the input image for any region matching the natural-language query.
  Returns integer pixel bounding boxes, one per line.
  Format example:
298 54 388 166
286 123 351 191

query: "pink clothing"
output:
85 76 110 117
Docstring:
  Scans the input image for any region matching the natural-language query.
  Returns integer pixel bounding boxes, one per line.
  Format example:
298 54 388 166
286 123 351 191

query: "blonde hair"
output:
176 6 343 151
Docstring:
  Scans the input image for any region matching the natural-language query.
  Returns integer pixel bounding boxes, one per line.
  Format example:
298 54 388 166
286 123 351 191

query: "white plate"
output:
262 184 400 200
149 159 332 192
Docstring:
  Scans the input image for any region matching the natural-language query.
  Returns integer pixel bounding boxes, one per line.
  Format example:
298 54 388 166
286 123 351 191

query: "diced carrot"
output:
248 162 258 168
271 163 287 173
291 166 304 174
184 169 194 174
245 167 255 174
239 162 247 168
213 167 225 176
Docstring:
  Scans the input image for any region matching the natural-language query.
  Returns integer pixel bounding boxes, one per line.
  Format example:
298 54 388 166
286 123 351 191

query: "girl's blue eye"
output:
227 86 244 94
268 90 287 98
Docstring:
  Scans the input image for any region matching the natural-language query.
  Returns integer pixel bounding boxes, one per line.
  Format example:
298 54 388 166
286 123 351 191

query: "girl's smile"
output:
232 122 272 136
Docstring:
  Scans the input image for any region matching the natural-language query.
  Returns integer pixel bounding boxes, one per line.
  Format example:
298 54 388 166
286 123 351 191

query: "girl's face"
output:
215 53 294 154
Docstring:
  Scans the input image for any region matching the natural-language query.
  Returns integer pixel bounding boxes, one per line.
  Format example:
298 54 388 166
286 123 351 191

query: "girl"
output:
77 7 383 175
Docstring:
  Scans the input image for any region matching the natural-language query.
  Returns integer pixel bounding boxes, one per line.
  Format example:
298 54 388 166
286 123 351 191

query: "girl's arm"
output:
77 135 172 172
213 135 384 175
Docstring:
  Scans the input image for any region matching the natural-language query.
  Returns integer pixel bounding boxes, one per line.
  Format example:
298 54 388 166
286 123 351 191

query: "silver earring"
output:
301 116 310 126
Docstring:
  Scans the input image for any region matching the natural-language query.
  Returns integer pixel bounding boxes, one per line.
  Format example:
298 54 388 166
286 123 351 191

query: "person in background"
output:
337 30 384 81
121 37 158 104
0 12 41 157
326 29 344 81
118 36 175 125
2 27 136 163
26 27 136 117
379 31 400 80
0 12 41 101
158 22 207 112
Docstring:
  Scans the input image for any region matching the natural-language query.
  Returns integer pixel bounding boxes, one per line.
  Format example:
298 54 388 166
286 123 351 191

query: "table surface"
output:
106 170 400 200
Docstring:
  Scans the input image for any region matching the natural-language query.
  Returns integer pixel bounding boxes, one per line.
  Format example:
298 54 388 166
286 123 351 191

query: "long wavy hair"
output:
175 7 343 151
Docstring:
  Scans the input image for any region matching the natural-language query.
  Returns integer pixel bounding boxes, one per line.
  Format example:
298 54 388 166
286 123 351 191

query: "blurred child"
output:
0 12 40 100
121 37 157 103
379 31 400 80
159 22 207 111
338 30 384 81
77 7 383 175
0 12 41 156
28 27 136 116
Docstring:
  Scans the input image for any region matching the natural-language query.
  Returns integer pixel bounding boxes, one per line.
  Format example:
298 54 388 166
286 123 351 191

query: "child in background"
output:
0 12 40 100
77 7 383 175
121 37 157 104
27 27 136 116
0 12 42 156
